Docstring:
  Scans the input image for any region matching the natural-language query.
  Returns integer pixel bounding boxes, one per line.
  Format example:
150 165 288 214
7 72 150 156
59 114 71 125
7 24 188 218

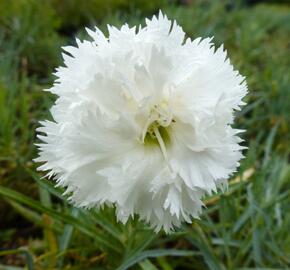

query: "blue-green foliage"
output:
0 0 289 269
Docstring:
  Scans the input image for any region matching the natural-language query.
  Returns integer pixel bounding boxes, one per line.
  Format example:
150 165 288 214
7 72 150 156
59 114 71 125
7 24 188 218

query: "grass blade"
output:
117 249 196 270
0 248 34 270
0 186 120 253
139 259 159 270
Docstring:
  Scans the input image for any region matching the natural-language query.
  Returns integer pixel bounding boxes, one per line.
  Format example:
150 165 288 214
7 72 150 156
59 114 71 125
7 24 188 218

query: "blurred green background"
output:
0 0 289 269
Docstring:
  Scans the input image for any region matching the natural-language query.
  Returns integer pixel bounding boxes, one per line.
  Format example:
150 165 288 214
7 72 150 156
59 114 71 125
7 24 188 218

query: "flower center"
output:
141 102 174 160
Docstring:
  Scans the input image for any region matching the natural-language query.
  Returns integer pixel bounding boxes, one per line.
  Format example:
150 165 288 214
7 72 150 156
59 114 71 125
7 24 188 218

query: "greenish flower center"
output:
141 102 174 160
144 121 171 147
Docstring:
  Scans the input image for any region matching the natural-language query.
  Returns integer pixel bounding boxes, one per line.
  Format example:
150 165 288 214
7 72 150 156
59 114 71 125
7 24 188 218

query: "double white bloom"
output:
36 12 247 232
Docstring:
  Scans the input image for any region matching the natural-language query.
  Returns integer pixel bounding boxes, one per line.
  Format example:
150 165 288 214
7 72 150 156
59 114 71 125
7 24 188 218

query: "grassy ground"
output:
0 0 289 269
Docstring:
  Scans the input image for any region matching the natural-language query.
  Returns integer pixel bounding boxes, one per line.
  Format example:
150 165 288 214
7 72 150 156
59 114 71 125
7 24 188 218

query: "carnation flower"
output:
35 11 247 232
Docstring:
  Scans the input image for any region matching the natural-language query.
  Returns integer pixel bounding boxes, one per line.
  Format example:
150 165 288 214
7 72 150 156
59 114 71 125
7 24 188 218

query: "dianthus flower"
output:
36 11 247 232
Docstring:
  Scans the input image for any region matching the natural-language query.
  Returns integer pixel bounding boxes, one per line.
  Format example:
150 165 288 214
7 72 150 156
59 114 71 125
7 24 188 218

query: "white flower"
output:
35 11 247 233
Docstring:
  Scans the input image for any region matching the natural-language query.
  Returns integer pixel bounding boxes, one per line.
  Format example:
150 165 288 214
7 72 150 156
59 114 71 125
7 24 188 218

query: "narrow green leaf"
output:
0 248 34 270
233 207 252 233
139 259 159 270
157 257 173 270
237 268 285 270
128 233 156 257
187 224 226 270
6 199 42 226
0 186 120 253
0 264 23 270
262 123 279 168
90 210 123 241
59 208 79 251
117 249 196 270
26 168 64 200
247 185 262 265
39 185 52 208
58 208 78 268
